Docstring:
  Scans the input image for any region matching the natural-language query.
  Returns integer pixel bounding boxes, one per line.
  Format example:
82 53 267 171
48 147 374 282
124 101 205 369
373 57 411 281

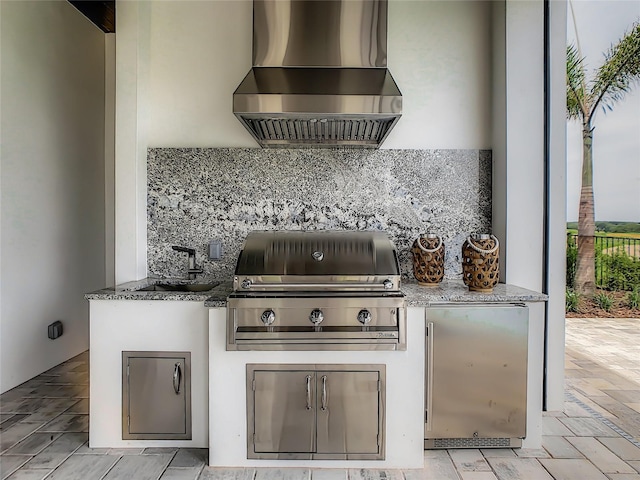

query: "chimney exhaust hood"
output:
233 0 402 148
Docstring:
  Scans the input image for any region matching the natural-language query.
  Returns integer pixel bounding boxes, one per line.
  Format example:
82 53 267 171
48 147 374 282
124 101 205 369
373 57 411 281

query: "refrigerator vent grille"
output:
433 437 511 449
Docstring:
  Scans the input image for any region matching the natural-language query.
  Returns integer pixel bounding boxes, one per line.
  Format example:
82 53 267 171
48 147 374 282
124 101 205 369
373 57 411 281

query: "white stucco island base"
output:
208 307 426 469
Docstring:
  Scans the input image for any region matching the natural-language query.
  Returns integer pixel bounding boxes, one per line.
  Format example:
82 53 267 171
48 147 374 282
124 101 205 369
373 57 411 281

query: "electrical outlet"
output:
48 321 63 340
209 240 222 260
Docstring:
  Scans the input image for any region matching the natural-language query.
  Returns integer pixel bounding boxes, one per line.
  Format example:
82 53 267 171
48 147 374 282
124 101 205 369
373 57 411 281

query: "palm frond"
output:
566 44 587 120
589 21 640 122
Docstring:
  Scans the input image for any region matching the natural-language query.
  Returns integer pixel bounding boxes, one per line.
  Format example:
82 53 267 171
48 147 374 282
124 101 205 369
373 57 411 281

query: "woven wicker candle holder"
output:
462 234 500 292
411 233 445 286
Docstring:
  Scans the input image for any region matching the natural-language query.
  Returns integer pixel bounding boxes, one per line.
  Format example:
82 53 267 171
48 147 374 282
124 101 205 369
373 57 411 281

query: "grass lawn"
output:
567 229 640 239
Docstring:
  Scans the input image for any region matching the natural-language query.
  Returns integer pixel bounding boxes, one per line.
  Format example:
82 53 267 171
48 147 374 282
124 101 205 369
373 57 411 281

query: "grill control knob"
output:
383 279 393 290
241 279 252 289
357 309 372 325
260 309 275 326
309 309 324 326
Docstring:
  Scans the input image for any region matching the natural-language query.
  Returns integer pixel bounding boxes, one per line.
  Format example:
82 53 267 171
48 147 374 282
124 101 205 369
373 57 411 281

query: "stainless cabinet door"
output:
316 371 380 454
252 370 316 453
426 306 528 440
126 354 188 437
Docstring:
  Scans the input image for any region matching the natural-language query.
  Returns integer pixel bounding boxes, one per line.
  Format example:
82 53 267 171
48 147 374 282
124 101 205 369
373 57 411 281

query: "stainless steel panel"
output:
229 295 404 327
122 351 191 440
234 68 401 97
247 364 385 460
425 305 528 442
316 371 380 455
253 1 388 68
234 231 401 279
226 296 406 351
251 370 316 455
233 1 402 147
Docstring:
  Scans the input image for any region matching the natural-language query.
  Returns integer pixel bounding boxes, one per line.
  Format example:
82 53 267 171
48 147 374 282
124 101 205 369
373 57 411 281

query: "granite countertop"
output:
401 280 547 306
85 277 232 303
86 277 546 306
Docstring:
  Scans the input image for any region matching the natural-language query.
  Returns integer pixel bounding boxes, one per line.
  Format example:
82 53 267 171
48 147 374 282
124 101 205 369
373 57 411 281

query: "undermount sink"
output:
136 282 219 293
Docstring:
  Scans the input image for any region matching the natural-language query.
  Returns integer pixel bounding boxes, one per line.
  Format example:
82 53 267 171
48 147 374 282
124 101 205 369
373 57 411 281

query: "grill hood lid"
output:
233 0 402 148
235 230 401 277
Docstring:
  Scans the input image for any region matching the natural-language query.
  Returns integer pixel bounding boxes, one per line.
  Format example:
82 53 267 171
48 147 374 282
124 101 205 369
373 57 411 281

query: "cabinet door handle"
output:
173 362 182 395
321 375 327 411
426 322 434 431
305 375 312 410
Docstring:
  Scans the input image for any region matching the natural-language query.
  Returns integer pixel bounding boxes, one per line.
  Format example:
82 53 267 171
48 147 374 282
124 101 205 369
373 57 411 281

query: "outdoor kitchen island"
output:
206 279 546 469
86 278 546 470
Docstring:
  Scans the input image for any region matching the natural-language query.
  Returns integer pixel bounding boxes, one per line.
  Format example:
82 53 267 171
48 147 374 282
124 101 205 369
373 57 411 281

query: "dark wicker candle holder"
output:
462 234 500 292
411 234 445 286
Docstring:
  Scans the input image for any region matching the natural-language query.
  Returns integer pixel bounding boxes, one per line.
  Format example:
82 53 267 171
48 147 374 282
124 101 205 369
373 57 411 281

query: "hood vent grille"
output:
240 117 397 147
233 0 402 148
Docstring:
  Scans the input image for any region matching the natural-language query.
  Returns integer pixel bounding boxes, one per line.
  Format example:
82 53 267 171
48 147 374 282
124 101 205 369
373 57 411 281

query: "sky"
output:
566 0 640 222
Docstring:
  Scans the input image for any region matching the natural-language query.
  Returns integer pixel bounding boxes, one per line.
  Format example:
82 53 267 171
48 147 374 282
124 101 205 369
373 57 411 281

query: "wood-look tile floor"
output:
1 317 640 479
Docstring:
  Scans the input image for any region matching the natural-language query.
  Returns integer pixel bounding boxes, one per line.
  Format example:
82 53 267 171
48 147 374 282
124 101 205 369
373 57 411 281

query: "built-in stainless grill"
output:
227 230 406 350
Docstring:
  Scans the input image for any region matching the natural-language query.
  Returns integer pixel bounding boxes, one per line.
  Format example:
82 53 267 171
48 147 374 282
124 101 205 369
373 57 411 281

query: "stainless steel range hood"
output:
233 0 402 148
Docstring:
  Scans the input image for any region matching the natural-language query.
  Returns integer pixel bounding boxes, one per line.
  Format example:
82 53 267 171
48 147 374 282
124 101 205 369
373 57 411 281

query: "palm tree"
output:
566 20 640 295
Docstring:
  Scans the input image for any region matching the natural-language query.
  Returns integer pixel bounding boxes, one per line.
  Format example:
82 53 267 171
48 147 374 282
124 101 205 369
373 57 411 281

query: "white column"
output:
545 0 568 411
115 0 150 283
493 0 545 291
105 32 116 286
494 0 567 413
492 0 546 447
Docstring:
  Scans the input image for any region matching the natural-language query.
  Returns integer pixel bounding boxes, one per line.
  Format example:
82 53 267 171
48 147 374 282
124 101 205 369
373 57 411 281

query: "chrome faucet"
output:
172 245 203 279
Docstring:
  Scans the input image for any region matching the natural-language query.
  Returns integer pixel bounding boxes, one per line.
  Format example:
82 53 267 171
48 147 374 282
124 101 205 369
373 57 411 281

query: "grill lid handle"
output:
237 279 397 291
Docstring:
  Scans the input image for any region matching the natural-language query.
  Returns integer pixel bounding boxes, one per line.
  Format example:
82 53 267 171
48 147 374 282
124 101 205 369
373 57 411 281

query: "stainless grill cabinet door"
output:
123 351 191 440
425 306 528 441
316 371 380 455
252 370 316 454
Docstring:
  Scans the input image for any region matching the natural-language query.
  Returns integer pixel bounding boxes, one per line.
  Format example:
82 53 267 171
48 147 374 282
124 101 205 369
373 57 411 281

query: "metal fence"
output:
567 233 640 291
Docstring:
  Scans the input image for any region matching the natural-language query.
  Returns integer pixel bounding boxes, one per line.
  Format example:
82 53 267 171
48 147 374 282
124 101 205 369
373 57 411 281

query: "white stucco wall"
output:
0 1 106 392
143 0 492 149
387 0 492 149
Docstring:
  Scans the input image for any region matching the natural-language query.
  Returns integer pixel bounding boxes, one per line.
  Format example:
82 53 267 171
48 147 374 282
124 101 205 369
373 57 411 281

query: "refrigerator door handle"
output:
426 321 434 432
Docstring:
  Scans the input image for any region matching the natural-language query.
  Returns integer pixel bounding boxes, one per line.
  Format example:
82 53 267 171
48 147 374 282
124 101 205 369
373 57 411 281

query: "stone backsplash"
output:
147 148 492 280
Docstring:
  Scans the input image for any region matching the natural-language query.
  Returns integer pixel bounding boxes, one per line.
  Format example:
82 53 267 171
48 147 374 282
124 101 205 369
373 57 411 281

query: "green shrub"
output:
628 289 640 310
566 289 580 313
594 291 613 312
566 232 640 291
600 252 640 291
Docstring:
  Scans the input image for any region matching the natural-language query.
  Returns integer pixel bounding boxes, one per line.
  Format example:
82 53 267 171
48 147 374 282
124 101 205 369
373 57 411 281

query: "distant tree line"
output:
567 222 640 234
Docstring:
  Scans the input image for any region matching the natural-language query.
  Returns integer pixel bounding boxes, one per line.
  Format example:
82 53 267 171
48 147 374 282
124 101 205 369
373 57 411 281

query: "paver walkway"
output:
1 317 639 479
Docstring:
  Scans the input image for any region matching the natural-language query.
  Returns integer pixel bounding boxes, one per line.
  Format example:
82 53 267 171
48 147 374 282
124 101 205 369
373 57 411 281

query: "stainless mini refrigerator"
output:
425 305 528 449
